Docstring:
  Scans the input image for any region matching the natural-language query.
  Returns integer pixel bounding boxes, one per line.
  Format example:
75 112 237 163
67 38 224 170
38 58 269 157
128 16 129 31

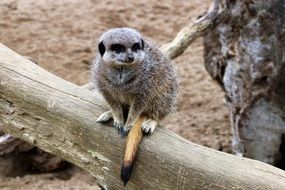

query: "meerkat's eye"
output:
110 44 125 53
132 43 140 52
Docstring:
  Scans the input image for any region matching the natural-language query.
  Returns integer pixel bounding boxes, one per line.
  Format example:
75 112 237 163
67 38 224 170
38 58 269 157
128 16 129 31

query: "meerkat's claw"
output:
114 121 124 129
96 111 113 123
141 119 158 134
118 125 131 137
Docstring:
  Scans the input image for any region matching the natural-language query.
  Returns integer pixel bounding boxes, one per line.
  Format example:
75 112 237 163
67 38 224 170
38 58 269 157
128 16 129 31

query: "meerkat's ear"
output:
98 41 105 56
141 39 144 50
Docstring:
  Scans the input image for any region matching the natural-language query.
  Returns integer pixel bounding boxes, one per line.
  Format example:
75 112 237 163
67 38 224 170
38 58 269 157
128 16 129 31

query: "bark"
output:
203 0 285 168
0 134 24 155
0 56 65 172
1 44 285 189
0 82 96 171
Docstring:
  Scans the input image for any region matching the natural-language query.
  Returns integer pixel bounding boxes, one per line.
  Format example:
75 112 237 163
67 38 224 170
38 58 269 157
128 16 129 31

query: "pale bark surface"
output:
1 44 285 189
204 0 285 168
0 134 25 155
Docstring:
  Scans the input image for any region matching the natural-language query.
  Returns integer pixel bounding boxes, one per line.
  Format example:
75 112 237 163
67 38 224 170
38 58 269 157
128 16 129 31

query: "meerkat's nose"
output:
127 56 134 62
126 54 134 63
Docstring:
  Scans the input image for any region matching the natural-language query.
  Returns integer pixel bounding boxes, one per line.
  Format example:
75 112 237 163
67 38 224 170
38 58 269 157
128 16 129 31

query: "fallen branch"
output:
160 0 225 59
1 43 285 189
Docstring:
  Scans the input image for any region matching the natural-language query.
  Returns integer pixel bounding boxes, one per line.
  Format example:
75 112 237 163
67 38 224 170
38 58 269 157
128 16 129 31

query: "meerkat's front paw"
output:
141 119 158 134
96 111 113 123
113 120 124 130
118 125 131 137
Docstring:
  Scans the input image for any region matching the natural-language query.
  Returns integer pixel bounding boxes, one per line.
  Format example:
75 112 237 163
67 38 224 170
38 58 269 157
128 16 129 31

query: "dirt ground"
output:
0 0 231 189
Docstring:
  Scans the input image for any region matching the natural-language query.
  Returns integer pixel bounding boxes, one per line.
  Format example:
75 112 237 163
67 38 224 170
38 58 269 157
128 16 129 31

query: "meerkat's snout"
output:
125 52 134 63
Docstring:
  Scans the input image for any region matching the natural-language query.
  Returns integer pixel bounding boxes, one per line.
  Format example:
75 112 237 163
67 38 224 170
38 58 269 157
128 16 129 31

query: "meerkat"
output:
91 27 178 185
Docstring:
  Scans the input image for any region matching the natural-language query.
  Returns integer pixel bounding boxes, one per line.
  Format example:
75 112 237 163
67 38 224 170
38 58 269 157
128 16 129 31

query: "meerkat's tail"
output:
121 117 144 186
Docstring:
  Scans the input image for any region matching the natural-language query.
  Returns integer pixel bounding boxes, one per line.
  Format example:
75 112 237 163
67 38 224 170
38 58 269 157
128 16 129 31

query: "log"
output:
1 44 285 189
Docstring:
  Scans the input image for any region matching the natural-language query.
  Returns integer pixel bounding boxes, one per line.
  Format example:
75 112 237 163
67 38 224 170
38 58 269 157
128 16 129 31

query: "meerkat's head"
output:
98 28 145 67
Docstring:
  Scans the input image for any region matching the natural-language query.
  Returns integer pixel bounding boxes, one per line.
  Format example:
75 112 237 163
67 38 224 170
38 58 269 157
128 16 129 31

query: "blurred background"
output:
0 0 231 189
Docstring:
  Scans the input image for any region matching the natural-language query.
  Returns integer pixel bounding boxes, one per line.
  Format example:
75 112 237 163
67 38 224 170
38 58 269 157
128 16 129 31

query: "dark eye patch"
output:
110 44 125 53
132 42 140 52
98 42 105 56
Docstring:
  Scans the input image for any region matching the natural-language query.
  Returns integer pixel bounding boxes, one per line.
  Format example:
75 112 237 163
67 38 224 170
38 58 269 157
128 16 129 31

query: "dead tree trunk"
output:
204 0 285 168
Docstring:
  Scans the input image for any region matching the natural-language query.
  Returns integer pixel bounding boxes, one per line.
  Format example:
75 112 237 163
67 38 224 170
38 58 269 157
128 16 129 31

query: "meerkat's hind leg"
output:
141 119 158 134
96 111 113 123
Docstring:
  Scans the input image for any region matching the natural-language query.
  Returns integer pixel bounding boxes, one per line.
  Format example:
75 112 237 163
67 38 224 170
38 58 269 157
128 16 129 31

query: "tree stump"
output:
204 0 285 168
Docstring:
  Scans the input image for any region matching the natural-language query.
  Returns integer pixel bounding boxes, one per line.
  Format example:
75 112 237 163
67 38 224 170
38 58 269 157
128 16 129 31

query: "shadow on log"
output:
1 43 285 189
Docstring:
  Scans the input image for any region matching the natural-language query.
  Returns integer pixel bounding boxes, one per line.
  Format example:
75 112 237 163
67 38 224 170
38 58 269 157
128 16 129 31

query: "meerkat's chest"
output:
113 91 132 105
106 66 137 86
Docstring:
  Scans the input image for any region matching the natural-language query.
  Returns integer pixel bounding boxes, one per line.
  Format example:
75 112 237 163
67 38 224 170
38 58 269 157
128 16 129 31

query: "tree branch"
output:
160 0 225 59
1 43 285 189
